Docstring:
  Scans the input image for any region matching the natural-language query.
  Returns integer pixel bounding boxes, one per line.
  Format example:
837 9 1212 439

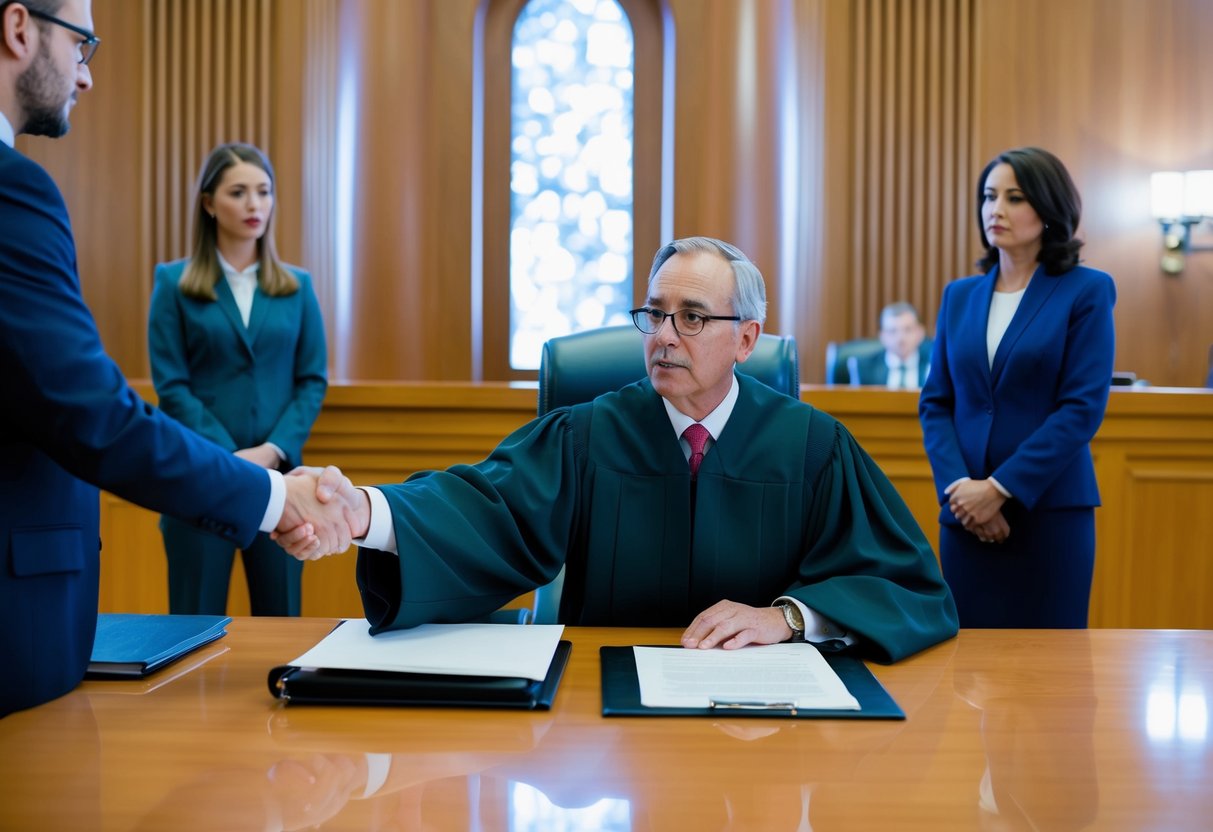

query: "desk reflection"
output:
0 692 101 832
953 634 1099 831
13 625 1200 830
481 650 955 832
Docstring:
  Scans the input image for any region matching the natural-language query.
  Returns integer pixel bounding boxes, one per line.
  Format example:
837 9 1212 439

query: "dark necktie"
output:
683 423 710 479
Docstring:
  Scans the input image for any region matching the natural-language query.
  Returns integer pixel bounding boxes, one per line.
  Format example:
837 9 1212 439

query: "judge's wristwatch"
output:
777 601 805 639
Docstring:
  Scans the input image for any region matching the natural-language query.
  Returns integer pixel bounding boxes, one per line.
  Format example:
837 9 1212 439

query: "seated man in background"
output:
849 302 932 388
281 238 958 662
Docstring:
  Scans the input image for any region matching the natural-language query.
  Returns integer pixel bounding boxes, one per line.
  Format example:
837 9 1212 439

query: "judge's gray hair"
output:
647 237 767 326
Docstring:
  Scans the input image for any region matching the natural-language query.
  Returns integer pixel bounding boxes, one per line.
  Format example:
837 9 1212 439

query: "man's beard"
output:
15 43 72 138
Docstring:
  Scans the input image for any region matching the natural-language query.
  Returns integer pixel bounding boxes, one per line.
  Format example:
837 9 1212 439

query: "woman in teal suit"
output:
149 143 328 615
919 147 1115 628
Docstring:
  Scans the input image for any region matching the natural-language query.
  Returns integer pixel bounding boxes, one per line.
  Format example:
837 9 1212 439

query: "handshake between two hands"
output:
272 466 370 561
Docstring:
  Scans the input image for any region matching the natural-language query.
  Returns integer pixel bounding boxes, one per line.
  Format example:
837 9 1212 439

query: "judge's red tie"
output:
683 423 710 479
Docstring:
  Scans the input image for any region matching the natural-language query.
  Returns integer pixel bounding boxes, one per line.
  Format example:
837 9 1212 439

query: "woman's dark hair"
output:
976 146 1082 275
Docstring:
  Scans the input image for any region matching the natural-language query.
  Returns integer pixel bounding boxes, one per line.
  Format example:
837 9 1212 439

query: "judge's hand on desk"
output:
681 600 792 650
274 466 370 560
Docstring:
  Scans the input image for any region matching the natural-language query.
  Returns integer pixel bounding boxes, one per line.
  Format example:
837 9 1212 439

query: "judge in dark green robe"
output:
292 237 957 662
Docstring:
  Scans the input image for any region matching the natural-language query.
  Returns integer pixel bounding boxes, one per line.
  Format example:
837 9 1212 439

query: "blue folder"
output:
87 614 232 679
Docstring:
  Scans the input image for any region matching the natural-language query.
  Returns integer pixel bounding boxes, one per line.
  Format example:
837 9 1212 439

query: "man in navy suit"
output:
0 0 350 717
848 302 932 388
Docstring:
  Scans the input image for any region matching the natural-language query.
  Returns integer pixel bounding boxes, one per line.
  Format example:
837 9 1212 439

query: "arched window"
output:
507 0 636 369
480 0 664 379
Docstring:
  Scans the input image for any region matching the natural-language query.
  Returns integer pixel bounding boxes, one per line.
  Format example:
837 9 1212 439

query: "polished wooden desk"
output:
2 621 1209 831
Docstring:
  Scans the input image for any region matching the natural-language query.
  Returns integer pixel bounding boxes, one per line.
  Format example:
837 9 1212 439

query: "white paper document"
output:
632 643 861 710
289 620 565 682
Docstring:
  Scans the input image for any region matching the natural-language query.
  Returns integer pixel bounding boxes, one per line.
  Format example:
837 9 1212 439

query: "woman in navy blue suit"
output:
148 143 328 615
919 147 1115 628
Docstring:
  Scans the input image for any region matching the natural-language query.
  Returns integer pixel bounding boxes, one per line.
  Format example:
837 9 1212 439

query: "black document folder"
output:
600 646 904 719
87 613 231 679
268 640 571 710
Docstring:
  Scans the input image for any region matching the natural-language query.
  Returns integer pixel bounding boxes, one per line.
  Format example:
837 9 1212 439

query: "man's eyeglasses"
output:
23 6 101 65
630 307 741 337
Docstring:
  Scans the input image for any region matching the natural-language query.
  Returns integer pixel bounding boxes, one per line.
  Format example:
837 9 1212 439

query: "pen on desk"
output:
709 699 799 715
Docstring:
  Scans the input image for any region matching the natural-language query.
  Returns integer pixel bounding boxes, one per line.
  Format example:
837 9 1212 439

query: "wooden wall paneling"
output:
17 0 1213 391
1117 461 1213 628
327 0 477 381
844 0 975 344
973 0 1213 388
296 0 340 375
480 0 525 382
806 0 856 380
97 496 167 614
666 0 795 333
778 1 822 365
431 1 480 380
1087 389 1213 627
265 0 300 267
147 0 285 270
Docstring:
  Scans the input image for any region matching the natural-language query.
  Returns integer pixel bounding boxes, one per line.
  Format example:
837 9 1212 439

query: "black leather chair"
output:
538 325 800 415
521 324 801 623
824 338 882 385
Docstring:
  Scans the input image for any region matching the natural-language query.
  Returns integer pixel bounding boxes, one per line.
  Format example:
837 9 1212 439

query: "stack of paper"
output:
269 621 570 710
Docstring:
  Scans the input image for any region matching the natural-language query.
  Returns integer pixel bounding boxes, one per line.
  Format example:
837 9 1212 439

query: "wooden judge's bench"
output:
98 383 1213 628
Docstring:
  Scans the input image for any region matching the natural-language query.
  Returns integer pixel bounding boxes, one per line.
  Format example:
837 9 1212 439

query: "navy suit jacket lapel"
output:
214 277 255 359
990 265 1059 386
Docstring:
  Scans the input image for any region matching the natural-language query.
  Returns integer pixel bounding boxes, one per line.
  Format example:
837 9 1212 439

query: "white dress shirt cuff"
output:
775 596 855 647
266 442 287 465
945 476 971 493
258 469 286 532
359 487 398 553
987 476 1012 499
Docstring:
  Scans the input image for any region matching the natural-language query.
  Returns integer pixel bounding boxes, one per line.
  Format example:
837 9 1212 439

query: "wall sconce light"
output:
1151 170 1213 275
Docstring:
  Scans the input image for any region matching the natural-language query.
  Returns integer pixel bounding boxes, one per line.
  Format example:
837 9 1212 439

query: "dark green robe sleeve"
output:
789 418 958 662
357 410 580 633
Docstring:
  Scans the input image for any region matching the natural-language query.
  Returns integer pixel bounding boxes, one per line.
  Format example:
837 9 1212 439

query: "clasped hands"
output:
273 466 370 561
945 478 1009 544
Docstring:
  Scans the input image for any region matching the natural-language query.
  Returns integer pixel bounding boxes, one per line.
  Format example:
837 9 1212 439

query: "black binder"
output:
268 640 571 710
600 645 904 719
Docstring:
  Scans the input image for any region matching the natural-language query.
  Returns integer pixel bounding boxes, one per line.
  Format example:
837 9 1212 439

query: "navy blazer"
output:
0 143 270 717
848 341 933 387
919 263 1116 518
148 259 327 467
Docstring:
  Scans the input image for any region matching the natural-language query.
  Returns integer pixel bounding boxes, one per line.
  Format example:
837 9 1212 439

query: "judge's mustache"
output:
650 350 690 370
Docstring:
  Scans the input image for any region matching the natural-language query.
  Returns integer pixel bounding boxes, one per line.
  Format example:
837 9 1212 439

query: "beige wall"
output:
17 0 1213 386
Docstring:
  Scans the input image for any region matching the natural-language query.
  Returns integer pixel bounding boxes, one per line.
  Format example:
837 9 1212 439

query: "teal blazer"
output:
148 259 327 468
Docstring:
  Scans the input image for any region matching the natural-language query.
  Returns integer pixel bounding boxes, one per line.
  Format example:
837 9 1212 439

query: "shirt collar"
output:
0 111 15 147
885 351 920 371
662 373 740 441
216 251 260 281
